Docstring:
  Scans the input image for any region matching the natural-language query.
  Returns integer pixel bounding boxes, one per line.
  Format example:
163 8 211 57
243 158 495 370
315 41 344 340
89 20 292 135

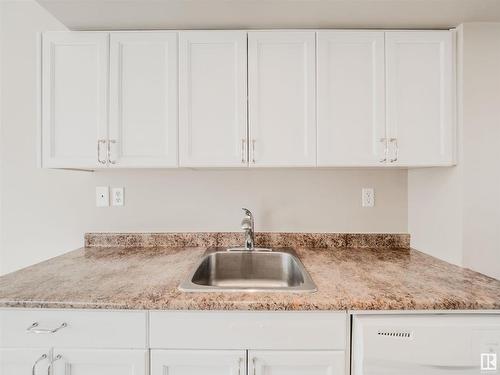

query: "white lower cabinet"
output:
0 349 148 375
0 348 50 375
151 350 246 375
249 351 345 375
151 350 344 375
53 349 148 375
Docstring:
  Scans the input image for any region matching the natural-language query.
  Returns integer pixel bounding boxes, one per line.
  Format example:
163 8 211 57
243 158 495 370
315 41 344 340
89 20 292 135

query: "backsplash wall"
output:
89 169 408 234
0 1 408 275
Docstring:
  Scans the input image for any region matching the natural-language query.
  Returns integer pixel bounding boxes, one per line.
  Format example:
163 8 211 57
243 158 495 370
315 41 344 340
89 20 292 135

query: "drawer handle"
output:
32 354 47 375
27 322 67 334
252 357 257 375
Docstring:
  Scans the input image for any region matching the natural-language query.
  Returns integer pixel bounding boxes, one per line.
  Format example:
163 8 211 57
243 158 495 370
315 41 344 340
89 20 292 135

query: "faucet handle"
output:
242 208 253 217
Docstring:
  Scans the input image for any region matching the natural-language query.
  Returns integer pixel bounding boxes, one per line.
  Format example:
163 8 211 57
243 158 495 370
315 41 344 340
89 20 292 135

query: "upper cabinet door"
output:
386 31 455 166
249 350 345 375
317 31 386 166
179 31 248 167
248 32 316 167
42 32 108 169
109 32 178 167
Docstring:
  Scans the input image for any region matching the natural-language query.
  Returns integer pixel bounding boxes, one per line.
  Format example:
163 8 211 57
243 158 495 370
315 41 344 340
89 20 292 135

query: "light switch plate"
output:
112 187 124 206
96 186 109 207
362 188 375 208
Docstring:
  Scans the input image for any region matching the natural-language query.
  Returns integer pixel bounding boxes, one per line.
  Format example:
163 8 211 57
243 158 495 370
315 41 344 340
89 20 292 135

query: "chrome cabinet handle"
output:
389 138 399 162
379 137 388 163
237 357 242 375
97 140 107 164
48 355 62 375
108 139 117 164
241 139 246 163
251 139 256 164
252 357 257 375
27 322 67 334
32 354 47 375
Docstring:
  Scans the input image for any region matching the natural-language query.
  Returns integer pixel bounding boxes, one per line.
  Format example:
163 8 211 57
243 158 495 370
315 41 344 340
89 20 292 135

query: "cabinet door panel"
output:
317 31 385 166
386 31 454 166
0 348 50 375
110 32 178 167
53 349 147 375
42 32 108 168
151 350 245 375
179 31 248 167
248 32 316 167
249 351 345 375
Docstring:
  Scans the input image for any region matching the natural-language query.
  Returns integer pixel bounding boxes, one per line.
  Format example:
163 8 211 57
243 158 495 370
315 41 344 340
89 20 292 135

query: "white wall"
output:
461 23 500 280
0 0 408 275
408 23 500 280
408 167 463 266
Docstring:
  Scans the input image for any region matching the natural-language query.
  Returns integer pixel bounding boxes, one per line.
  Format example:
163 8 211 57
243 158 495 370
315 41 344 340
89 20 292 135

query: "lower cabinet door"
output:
249 351 345 375
0 348 50 375
151 349 246 375
52 349 148 375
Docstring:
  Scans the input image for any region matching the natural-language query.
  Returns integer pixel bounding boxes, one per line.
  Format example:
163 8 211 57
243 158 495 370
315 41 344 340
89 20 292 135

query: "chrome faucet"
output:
241 208 255 250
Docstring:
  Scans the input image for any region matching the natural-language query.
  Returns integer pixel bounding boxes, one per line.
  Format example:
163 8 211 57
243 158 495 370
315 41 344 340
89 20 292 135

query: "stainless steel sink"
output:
179 248 317 292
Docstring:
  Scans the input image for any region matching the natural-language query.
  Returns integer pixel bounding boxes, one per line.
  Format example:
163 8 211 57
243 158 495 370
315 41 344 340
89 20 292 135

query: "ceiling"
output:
36 0 500 30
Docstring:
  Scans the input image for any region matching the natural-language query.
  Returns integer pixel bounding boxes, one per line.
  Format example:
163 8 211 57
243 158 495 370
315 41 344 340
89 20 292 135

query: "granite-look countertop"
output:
0 244 499 311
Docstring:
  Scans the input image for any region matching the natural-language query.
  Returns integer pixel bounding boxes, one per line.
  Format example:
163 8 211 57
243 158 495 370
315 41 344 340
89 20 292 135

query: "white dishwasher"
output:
352 314 500 375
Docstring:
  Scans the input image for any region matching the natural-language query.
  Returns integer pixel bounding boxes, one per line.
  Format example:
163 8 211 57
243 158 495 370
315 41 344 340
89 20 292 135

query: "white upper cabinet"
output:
248 32 316 167
42 32 108 169
317 31 386 166
109 32 178 167
179 31 248 167
385 31 454 166
40 29 455 170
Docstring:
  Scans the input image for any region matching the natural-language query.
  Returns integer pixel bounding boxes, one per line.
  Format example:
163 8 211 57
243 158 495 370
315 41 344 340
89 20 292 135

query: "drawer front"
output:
0 309 147 349
150 311 347 350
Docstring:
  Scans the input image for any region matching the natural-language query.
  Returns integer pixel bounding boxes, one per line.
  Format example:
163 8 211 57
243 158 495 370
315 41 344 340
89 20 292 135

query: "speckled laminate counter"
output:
0 245 499 311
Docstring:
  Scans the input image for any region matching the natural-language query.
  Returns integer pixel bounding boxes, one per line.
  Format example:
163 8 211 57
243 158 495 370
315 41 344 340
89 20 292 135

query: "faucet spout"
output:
241 208 255 250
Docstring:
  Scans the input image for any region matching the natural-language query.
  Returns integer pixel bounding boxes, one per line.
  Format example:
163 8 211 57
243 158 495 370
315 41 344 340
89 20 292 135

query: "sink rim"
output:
179 247 317 293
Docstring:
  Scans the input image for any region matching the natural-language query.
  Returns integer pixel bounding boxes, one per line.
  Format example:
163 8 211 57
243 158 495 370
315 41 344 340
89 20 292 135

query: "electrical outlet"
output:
96 186 109 207
112 187 124 207
362 188 375 208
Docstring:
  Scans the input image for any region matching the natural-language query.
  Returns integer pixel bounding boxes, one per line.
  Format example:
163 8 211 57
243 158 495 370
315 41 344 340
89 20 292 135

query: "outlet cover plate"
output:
96 186 109 207
362 188 375 208
112 187 124 206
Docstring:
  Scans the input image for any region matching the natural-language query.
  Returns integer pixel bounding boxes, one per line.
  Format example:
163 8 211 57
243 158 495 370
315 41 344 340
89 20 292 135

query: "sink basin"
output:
179 248 317 292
